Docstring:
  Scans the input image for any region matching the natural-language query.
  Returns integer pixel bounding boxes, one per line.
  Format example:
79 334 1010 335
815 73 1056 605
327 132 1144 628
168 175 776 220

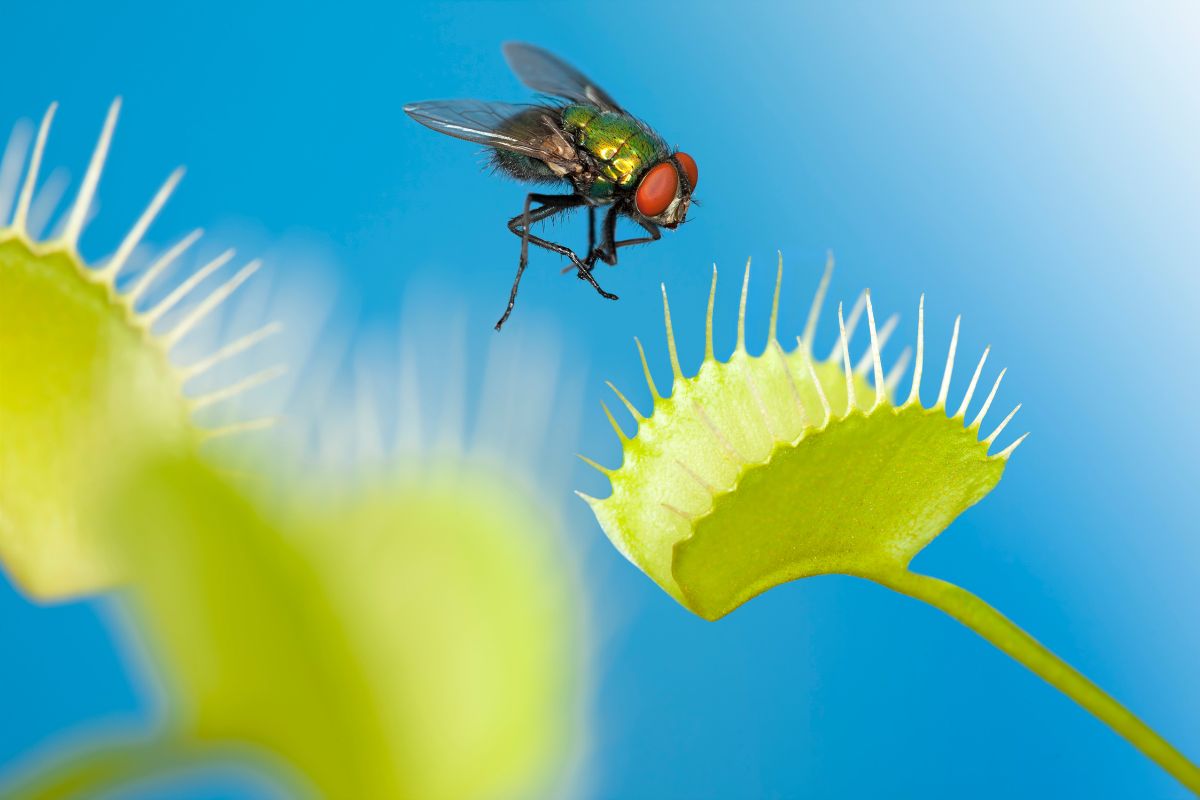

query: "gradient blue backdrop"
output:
2 2 1199 798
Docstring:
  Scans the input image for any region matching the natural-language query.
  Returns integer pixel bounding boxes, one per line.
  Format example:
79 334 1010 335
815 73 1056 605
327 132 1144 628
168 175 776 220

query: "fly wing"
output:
404 99 580 170
502 42 625 113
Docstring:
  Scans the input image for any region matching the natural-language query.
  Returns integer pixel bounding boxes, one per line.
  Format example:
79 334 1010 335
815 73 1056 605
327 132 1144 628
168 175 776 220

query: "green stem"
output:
870 568 1200 795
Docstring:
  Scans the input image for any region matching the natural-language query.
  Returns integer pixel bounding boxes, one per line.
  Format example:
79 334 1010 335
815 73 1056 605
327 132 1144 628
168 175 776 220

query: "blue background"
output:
3 2 1199 797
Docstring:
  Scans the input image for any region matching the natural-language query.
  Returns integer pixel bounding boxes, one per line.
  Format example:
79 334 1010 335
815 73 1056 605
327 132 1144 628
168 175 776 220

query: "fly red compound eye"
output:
635 162 679 217
675 152 698 191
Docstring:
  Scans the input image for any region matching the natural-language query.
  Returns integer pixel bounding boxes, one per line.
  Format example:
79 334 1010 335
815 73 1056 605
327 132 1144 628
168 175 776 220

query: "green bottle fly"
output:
405 42 699 330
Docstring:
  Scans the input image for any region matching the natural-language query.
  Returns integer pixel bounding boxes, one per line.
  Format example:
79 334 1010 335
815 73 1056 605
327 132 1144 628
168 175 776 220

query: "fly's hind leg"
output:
497 192 617 331
564 204 603 274
497 193 583 330
588 205 597 260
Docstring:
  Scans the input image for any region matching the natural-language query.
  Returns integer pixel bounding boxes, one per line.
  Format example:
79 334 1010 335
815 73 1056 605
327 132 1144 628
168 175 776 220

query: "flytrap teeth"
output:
579 255 1027 620
594 255 1027 457
1 101 284 443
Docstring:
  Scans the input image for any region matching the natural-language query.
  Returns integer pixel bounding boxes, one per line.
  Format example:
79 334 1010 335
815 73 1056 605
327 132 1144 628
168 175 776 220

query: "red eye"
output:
675 152 698 190
635 162 679 217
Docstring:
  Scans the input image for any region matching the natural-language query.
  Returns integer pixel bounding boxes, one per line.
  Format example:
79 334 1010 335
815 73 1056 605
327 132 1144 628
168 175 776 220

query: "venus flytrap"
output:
72 327 581 800
581 256 1200 793
2 294 583 800
80 452 577 800
0 102 281 599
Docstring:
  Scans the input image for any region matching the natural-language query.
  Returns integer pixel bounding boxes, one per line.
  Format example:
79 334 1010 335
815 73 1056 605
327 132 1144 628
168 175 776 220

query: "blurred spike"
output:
771 341 809 427
191 365 286 411
884 346 912 394
984 403 1021 446
997 432 1030 460
970 368 1007 431
162 259 261 349
801 251 833 352
601 401 629 443
141 248 234 324
63 98 120 248
606 380 644 422
865 291 885 409
99 167 184 283
29 171 69 240
352 351 384 466
634 336 661 401
936 314 961 409
906 294 925 407
954 346 991 419
736 256 751 353
837 302 856 413
393 335 422 458
0 119 31 226
181 321 282 381
855 313 898 375
200 417 276 441
704 264 718 362
12 102 56 234
826 291 865 361
434 318 467 456
126 229 203 306
661 284 684 383
798 337 832 425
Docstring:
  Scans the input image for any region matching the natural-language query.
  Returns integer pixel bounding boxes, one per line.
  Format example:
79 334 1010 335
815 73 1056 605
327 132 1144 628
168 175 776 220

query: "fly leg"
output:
565 207 661 274
568 204 603 274
595 209 661 266
511 198 618 296
498 193 617 330
587 205 597 261
498 193 581 330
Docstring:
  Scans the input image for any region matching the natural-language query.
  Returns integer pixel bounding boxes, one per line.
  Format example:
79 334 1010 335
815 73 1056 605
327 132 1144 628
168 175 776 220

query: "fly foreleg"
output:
497 193 617 330
594 210 661 267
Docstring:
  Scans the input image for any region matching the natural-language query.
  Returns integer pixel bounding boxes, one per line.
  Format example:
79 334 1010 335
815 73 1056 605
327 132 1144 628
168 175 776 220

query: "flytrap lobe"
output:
580 255 1200 794
579 254 1025 621
0 101 282 599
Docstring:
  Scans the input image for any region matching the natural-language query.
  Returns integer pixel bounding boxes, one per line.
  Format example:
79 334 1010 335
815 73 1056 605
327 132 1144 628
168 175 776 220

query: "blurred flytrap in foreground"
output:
0 105 584 799
91 446 579 800
0 101 280 600
580 256 1200 792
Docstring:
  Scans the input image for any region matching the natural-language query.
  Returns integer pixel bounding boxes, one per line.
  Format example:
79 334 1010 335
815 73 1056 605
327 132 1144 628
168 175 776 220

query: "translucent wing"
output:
403 99 579 169
502 42 625 113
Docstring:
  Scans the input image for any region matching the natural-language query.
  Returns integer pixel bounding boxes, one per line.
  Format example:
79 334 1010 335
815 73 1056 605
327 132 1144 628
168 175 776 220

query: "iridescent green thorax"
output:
561 104 669 198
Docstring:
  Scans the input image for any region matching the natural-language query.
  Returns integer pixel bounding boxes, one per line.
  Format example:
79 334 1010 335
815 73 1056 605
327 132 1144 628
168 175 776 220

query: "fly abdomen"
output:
491 148 563 183
488 105 581 182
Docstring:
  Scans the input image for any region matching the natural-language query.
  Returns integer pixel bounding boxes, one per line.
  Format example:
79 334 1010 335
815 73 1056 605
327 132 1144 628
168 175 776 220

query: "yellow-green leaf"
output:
581 257 1021 619
108 452 577 800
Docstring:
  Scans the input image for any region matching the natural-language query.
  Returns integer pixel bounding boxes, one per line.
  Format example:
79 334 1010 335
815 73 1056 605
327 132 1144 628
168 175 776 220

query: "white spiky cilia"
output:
1 101 285 426
579 254 1026 621
0 100 284 599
